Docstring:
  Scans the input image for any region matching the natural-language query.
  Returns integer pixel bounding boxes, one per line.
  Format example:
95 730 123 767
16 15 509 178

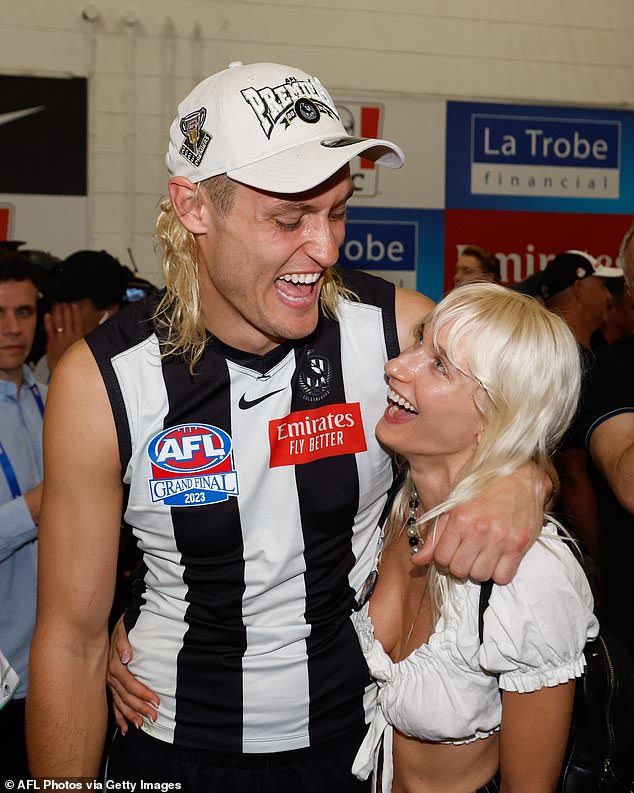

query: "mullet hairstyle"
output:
383 283 583 620
153 174 355 372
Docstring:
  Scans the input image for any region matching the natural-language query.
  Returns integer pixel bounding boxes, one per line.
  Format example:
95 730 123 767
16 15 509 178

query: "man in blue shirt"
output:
0 252 45 780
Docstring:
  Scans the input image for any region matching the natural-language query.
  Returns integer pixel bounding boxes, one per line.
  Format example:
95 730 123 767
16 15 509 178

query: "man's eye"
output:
274 219 301 231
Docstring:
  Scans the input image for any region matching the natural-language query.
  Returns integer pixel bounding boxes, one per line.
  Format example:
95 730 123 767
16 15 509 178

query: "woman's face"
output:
376 322 485 465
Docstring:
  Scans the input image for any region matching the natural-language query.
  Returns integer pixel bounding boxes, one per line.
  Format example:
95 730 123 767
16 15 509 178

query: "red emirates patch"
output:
269 402 367 468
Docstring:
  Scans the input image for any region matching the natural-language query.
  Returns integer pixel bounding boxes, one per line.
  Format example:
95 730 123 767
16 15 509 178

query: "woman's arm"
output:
499 683 575 793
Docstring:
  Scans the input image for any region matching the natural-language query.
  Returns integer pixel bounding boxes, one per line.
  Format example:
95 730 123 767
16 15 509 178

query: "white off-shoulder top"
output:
351 523 599 790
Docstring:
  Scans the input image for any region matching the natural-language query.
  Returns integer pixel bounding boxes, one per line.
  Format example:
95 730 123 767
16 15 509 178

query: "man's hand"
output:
412 463 547 583
44 303 84 373
107 617 160 734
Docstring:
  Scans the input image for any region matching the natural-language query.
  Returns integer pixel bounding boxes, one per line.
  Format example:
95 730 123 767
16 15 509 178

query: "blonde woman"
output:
352 283 599 793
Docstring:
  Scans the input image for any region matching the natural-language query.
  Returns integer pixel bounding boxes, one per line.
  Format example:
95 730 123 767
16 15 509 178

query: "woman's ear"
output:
168 177 208 234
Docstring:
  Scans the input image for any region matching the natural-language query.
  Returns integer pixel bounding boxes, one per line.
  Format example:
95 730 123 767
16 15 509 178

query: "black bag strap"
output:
478 579 495 644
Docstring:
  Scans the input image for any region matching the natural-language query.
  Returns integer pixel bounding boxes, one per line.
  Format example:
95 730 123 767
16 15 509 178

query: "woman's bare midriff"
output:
390 729 499 793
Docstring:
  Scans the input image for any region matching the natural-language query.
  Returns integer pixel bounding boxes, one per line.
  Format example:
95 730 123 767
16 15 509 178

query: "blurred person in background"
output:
453 245 501 288
0 251 46 781
35 249 129 380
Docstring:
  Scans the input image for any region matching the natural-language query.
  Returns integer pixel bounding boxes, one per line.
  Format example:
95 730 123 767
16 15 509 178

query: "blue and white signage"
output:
342 207 445 301
341 218 417 271
471 114 620 199
447 101 634 214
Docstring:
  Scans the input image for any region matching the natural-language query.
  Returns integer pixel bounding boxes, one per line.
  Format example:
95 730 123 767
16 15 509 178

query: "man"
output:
591 275 634 349
36 249 129 379
0 253 46 780
541 249 622 569
453 244 501 287
27 62 543 789
540 249 621 350
577 224 634 654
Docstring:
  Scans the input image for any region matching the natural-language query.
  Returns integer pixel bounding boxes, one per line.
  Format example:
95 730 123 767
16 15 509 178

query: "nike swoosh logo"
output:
0 106 46 127
238 388 285 410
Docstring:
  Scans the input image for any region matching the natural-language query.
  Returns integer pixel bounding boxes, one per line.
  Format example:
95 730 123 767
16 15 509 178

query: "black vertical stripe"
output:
161 353 247 751
292 314 370 744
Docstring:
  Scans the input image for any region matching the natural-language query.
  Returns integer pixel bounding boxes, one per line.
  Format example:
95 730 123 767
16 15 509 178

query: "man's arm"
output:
589 412 634 514
26 340 123 777
394 286 544 585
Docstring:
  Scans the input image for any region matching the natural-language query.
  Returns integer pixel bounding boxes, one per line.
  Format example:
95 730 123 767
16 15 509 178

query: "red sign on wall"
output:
0 206 9 240
444 209 632 291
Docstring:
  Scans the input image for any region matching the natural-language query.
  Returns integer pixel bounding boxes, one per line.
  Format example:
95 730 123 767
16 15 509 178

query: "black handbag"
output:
479 580 634 792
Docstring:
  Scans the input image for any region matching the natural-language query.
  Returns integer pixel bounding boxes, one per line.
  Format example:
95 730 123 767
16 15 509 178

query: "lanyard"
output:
0 383 44 499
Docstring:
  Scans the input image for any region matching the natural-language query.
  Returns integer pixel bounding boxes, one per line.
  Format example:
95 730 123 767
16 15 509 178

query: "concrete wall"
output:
1 0 633 282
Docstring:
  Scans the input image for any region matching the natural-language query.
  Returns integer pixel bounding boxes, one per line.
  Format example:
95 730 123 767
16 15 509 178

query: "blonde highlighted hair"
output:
383 283 583 617
153 174 354 370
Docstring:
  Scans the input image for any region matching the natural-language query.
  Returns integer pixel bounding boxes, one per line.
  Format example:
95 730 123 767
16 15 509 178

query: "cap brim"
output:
226 136 405 193
594 266 624 278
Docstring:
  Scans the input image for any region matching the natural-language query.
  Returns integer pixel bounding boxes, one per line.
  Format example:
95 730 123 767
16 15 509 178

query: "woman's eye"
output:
434 357 447 375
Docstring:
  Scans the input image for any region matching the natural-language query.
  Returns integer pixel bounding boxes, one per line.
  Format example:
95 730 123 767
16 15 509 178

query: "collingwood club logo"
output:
179 108 212 167
241 75 339 139
299 353 332 401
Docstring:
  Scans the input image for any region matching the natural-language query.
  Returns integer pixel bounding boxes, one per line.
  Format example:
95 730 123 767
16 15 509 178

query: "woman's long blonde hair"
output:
152 174 354 371
382 283 583 618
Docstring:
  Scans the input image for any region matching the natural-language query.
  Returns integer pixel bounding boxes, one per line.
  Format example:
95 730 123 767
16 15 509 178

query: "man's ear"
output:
168 177 208 234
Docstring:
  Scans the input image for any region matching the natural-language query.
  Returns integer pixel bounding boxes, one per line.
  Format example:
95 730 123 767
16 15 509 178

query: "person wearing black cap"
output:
36 250 128 379
541 250 622 580
540 249 622 349
575 223 634 656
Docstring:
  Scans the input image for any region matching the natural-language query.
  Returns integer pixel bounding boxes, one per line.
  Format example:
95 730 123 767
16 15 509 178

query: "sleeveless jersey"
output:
87 268 400 753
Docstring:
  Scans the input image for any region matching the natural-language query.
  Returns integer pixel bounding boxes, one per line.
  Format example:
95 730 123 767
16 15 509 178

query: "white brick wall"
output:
1 0 633 282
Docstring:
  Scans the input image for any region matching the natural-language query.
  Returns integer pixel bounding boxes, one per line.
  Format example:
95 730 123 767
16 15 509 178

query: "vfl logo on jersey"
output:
269 403 367 468
298 353 331 402
241 75 339 139
179 108 212 168
147 423 239 507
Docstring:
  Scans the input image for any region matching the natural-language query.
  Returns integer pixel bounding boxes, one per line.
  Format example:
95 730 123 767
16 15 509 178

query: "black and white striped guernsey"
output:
87 268 400 753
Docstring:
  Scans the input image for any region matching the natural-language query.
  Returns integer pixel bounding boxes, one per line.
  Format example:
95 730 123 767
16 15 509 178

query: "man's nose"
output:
303 217 341 269
1 311 21 335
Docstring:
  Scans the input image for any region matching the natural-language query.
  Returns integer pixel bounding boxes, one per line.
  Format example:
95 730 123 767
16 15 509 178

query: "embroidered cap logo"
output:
179 108 212 167
240 75 340 139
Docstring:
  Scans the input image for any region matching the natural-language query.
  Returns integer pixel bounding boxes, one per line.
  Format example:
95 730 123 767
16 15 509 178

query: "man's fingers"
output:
411 508 530 583
410 513 448 567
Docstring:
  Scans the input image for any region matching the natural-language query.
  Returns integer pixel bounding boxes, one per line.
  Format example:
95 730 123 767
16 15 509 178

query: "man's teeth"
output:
388 388 418 414
279 273 320 285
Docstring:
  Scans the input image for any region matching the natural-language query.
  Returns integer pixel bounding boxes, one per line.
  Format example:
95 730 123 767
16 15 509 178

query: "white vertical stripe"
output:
227 355 313 751
339 299 394 595
111 335 189 744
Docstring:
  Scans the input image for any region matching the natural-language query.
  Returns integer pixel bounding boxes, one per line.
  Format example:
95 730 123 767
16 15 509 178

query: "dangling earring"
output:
406 488 425 555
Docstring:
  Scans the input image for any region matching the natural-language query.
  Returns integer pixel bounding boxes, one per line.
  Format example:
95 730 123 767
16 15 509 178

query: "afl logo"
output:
299 353 332 401
147 423 239 507
149 424 230 473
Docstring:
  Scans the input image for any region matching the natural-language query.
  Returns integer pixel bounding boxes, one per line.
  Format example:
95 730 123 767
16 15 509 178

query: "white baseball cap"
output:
165 61 405 193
